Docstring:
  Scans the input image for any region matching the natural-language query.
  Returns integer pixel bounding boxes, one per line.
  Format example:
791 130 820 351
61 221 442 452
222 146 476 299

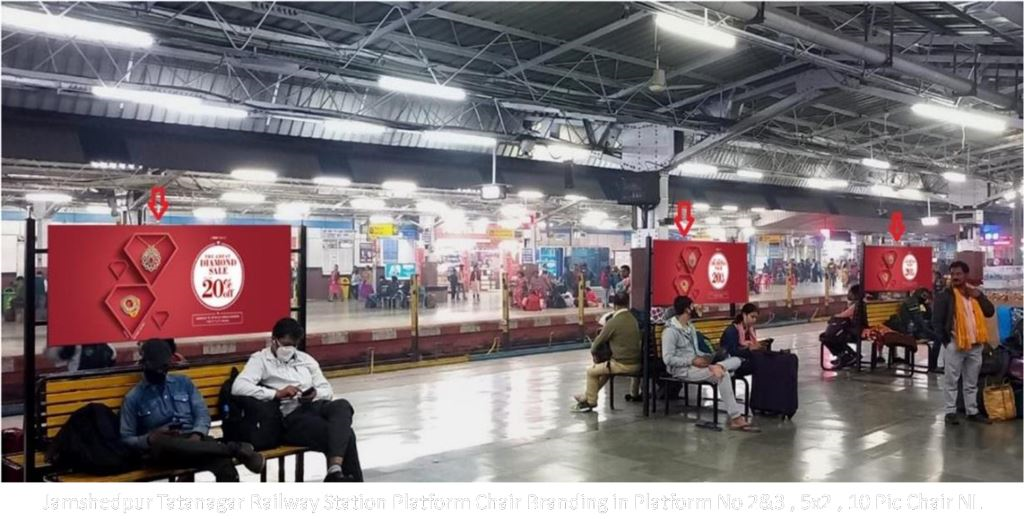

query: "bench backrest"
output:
865 301 901 327
39 363 242 440
652 318 734 357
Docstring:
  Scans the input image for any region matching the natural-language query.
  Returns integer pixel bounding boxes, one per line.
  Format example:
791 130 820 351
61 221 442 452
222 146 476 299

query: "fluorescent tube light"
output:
481 184 505 200
422 131 496 147
378 76 466 101
693 202 711 211
861 157 891 169
676 162 718 175
564 194 588 202
1 7 154 48
706 216 723 225
92 86 201 109
230 169 277 183
26 192 72 203
655 13 737 49
751 207 767 213
517 190 544 200
382 180 418 195
911 103 1007 133
722 205 739 212
220 192 265 204
921 216 939 226
736 169 764 179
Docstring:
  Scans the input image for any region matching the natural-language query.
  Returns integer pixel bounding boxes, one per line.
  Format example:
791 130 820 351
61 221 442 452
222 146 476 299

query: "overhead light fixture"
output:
89 161 138 170
84 204 111 214
751 207 767 213
193 207 227 220
911 103 1007 133
722 205 739 212
313 176 352 187
706 216 722 225
378 76 466 101
807 178 848 189
564 194 588 202
736 169 764 179
693 202 711 211
675 162 718 175
322 119 388 134
517 190 544 201
871 185 896 197
220 191 265 204
921 216 939 226
351 197 387 211
415 200 448 214
942 171 966 183
1 7 155 48
422 131 496 147
655 13 737 49
1002 190 1017 201
861 157 891 169
382 180 418 195
230 168 277 183
92 86 248 119
480 184 506 200
542 144 591 162
26 192 73 203
368 214 393 224
92 86 201 109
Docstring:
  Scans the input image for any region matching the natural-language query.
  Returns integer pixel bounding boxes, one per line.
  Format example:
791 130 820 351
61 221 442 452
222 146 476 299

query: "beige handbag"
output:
983 384 1017 422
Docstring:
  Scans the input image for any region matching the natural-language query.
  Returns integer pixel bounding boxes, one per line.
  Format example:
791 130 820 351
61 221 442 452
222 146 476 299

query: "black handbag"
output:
592 342 612 364
218 368 283 450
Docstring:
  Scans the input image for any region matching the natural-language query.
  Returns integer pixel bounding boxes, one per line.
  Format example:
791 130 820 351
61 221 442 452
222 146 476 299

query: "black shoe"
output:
966 414 992 425
840 353 862 368
324 471 359 482
234 442 266 474
624 394 641 403
944 413 961 425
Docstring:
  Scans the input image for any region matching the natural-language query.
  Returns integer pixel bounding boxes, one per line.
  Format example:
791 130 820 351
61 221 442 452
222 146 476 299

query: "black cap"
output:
140 339 172 370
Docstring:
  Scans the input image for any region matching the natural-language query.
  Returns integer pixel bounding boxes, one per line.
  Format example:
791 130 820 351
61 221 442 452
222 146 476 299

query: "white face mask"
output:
275 345 296 362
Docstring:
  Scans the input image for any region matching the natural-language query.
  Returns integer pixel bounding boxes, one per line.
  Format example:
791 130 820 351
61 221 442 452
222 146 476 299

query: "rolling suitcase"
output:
750 350 799 420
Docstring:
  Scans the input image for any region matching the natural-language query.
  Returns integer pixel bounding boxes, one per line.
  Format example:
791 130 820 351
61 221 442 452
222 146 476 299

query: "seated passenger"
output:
821 284 867 368
572 292 641 412
120 339 265 481
719 303 765 377
232 318 363 482
663 296 758 432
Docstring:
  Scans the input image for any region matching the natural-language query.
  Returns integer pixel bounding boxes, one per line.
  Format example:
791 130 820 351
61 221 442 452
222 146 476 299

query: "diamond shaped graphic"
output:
152 311 170 330
882 250 898 268
679 246 702 274
108 261 127 280
103 284 157 339
673 274 694 297
123 233 179 285
878 270 892 288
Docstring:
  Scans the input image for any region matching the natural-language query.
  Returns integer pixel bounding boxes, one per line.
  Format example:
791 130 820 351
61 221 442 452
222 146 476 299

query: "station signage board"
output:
650 240 748 306
862 245 933 292
47 225 291 347
368 223 396 238
487 227 516 240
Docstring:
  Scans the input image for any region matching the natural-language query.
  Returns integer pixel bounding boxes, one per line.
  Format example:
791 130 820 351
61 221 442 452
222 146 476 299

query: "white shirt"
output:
231 348 334 416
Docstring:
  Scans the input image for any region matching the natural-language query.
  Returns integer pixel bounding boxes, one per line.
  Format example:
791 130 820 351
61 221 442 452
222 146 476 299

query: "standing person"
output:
328 265 341 302
615 265 631 295
121 339 265 481
826 260 837 288
840 262 850 289
447 267 460 302
470 263 482 302
933 261 995 425
662 296 758 432
34 270 47 317
232 318 363 481
599 266 611 306
571 293 641 412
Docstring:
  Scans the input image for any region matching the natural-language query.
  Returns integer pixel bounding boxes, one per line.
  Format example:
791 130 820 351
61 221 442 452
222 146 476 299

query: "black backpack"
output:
78 344 116 370
46 403 139 475
218 368 283 450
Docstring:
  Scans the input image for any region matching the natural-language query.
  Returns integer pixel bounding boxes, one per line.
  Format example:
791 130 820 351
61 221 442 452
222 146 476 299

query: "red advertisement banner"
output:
862 245 933 292
48 225 291 347
651 240 748 306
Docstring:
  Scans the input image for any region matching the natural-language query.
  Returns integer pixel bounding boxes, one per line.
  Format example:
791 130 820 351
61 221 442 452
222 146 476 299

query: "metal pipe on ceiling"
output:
695 2 1020 110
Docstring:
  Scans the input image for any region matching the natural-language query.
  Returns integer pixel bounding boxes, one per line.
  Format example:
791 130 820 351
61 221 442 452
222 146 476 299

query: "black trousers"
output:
148 433 240 482
823 338 856 359
283 399 363 481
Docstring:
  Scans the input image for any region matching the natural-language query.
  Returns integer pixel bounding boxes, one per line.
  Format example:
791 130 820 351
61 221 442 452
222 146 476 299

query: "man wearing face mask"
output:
232 317 363 482
120 339 266 481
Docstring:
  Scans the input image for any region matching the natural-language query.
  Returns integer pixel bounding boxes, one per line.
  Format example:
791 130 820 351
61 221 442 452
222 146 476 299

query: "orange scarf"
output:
953 288 988 350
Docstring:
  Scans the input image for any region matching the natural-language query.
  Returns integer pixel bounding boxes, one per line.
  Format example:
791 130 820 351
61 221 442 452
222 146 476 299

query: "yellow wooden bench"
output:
819 300 902 371
7 363 310 482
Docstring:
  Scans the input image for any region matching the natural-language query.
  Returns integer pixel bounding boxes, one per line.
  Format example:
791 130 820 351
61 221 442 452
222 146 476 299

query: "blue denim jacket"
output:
119 374 210 450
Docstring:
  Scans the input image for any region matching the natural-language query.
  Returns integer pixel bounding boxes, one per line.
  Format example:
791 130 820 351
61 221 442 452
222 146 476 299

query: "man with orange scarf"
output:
932 261 995 425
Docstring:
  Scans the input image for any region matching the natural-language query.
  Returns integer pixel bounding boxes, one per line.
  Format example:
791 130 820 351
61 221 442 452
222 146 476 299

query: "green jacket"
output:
591 309 641 365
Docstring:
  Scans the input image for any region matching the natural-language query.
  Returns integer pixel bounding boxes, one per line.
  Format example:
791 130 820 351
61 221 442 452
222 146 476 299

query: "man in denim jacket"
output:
120 339 265 481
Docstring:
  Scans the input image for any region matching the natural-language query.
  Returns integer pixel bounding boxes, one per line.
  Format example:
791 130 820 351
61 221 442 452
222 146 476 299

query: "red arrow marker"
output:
888 210 905 242
675 200 695 237
147 186 169 222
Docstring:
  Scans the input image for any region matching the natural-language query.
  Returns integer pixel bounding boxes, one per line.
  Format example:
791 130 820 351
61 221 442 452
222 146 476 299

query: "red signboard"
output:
48 225 291 347
651 240 748 306
862 245 933 292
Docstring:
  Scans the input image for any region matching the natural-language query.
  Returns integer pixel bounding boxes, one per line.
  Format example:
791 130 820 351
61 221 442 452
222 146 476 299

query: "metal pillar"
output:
411 273 420 360
22 217 37 481
297 225 308 350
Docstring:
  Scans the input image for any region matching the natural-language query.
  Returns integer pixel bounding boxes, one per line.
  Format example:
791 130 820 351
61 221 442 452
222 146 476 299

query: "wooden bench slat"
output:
45 380 225 406
46 406 219 435
48 445 307 482
45 365 243 394
45 391 223 422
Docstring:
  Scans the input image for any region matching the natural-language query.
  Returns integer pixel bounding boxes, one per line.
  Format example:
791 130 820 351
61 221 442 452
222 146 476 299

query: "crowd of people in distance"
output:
512 264 631 311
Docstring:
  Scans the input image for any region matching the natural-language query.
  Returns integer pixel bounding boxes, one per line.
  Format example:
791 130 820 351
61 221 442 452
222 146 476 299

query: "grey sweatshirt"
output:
662 316 700 378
